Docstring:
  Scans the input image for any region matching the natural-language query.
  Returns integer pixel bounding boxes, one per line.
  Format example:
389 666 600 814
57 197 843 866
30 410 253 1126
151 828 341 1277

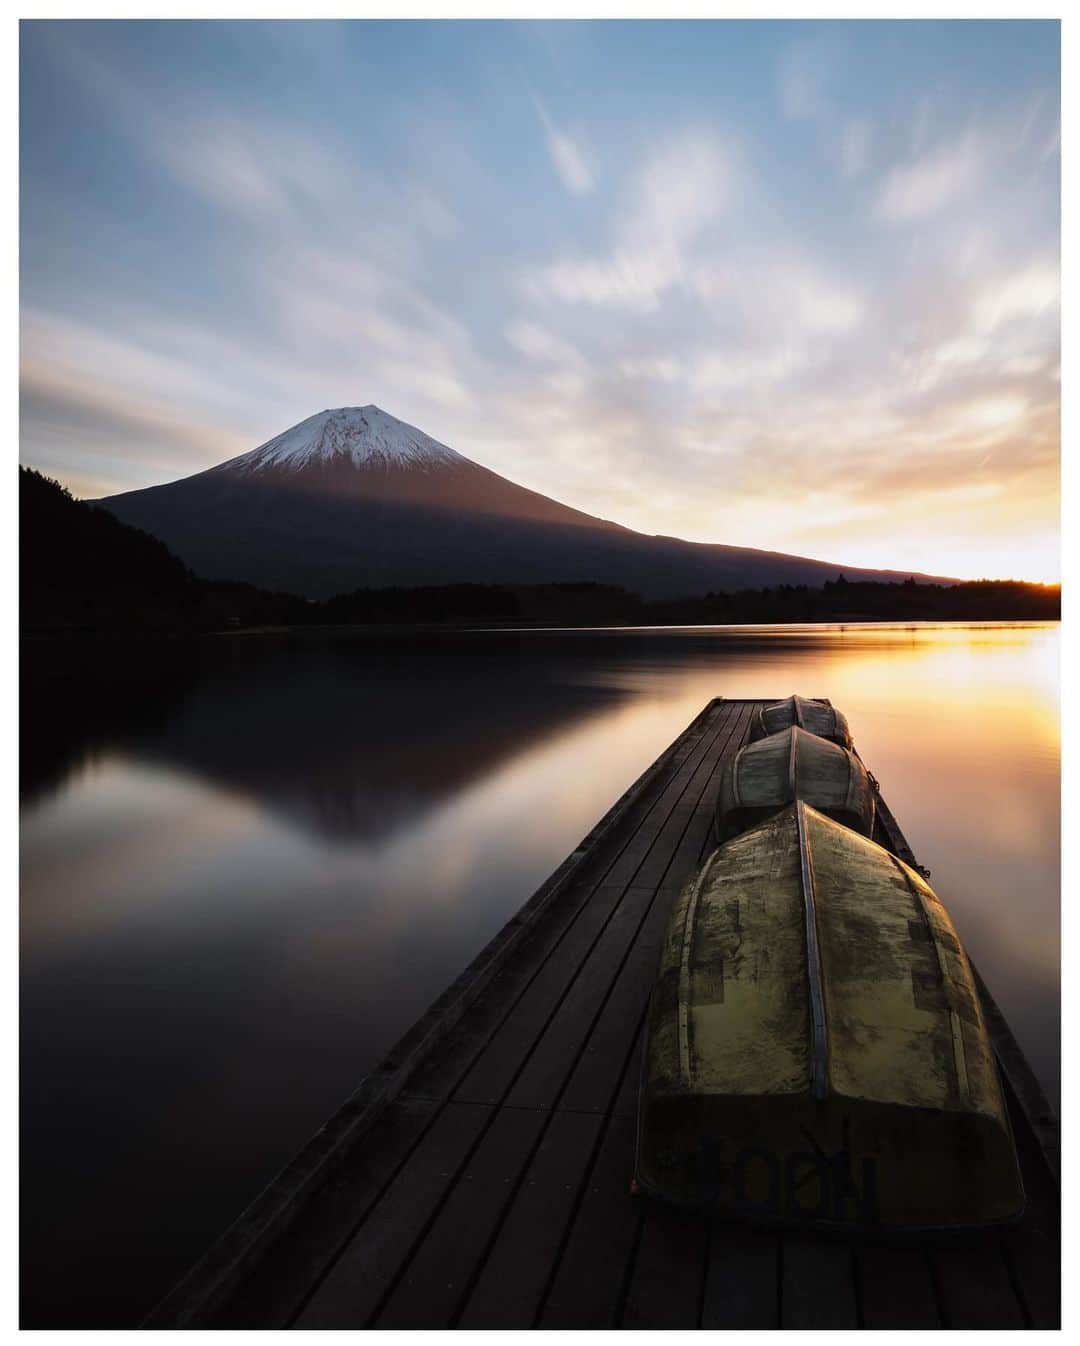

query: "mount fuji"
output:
97 405 948 598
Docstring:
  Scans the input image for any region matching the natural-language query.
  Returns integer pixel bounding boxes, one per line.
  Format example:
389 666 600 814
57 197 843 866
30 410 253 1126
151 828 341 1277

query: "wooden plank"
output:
538 1113 641 1328
610 1019 648 1121
509 706 753 1114
457 1109 603 1328
590 703 740 893
452 706 742 1107
294 1101 492 1328
504 884 658 1110
373 1106 547 1328
558 892 671 1116
620 1200 708 1329
405 701 731 1104
1000 1113 1060 1328
506 705 759 1114
780 1235 859 1328
931 1237 1026 1328
401 871 615 1102
622 701 752 892
1002 1227 1059 1330
214 1097 437 1328
655 699 755 871
856 1241 941 1329
701 1224 779 1329
452 882 646 1106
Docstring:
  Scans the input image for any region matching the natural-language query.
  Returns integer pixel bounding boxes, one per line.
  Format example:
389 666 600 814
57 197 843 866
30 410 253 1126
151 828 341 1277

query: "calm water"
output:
21 623 1059 1325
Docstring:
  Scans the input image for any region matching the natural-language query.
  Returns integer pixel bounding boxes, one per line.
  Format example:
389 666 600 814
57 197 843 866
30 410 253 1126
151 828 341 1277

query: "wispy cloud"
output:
971 261 1060 335
840 120 872 177
524 132 732 311
533 97 594 195
874 129 992 223
777 36 834 122
504 319 582 366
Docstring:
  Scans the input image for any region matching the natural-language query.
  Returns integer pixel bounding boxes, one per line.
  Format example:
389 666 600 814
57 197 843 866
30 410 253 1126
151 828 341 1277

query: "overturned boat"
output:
716 724 875 843
749 694 853 749
636 801 1024 1231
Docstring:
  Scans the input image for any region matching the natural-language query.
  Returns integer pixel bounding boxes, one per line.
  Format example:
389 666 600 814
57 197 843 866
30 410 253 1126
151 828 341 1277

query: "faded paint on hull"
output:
636 803 1024 1231
749 694 853 749
716 724 875 843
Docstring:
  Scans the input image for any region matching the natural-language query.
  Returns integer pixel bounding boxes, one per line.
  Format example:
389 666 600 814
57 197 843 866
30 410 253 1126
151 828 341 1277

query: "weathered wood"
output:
855 1241 941 1328
214 1097 436 1327
931 1237 1026 1328
702 1224 780 1329
446 704 743 1109
620 1199 709 1329
780 1235 859 1328
293 1101 492 1327
504 883 660 1111
718 724 875 842
372 1105 547 1328
637 801 1024 1231
559 891 673 1116
405 700 732 1104
538 1113 641 1328
451 879 648 1106
137 698 1055 1332
457 1109 603 1328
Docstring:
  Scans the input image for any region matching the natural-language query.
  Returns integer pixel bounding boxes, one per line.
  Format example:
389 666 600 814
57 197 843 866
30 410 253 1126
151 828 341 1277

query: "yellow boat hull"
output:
636 802 1024 1230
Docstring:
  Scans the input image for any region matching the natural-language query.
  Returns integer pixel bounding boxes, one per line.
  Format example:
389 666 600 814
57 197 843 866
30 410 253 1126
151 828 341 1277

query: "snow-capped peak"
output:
220 406 466 474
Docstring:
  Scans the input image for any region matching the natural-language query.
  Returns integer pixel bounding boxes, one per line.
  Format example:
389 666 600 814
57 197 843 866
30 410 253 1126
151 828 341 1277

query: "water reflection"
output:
20 623 1058 1326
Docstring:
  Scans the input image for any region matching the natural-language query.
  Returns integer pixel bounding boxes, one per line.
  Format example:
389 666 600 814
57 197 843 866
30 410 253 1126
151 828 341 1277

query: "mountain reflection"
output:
23 634 636 845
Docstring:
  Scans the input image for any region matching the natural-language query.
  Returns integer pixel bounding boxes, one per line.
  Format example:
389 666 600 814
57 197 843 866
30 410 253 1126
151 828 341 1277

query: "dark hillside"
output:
21 468 199 632
20 469 307 633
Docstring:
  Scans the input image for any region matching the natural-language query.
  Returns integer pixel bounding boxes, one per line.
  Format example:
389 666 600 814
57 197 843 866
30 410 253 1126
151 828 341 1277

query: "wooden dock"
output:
147 698 1059 1330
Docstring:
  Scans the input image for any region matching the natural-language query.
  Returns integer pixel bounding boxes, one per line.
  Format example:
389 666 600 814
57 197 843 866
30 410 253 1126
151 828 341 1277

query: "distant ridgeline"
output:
317 578 1059 625
20 469 1059 634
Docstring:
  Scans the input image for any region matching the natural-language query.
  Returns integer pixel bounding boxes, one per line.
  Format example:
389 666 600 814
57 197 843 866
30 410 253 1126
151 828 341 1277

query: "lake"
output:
20 622 1060 1326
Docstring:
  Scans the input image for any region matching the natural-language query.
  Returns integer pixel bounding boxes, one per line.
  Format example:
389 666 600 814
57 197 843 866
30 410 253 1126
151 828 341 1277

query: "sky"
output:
20 20 1060 581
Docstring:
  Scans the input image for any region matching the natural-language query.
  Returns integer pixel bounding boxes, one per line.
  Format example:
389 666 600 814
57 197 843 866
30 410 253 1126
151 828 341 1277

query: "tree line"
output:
20 468 1060 634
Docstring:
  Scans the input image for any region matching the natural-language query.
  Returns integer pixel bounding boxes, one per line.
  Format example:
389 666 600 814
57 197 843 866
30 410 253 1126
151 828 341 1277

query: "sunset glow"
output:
20 21 1060 581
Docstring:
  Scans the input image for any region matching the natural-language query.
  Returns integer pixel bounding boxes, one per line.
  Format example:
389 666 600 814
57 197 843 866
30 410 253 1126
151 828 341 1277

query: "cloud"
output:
19 332 248 497
874 131 991 223
840 120 872 178
524 132 732 311
504 320 582 366
407 188 460 239
691 346 809 393
972 262 1060 335
692 254 864 336
534 98 594 195
616 357 682 384
778 39 833 122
